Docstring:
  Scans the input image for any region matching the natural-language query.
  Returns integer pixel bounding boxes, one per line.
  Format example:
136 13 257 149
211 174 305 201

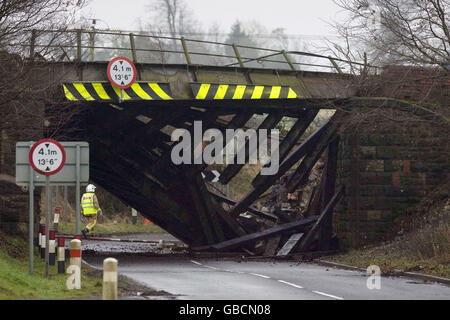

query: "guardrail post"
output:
76 30 82 63
88 30 95 62
232 44 245 68
282 50 296 71
103 258 118 300
329 57 343 74
180 37 192 65
29 29 37 61
129 33 141 80
129 33 138 63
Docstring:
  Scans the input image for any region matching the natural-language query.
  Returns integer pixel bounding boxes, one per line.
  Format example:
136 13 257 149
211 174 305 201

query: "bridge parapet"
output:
24 29 377 74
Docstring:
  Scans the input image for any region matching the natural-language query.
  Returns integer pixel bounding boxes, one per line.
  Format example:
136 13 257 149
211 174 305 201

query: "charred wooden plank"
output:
319 137 339 251
191 215 318 252
276 233 304 257
214 203 248 237
286 123 338 192
227 115 336 218
219 112 283 184
263 235 282 256
90 141 198 232
90 158 197 244
210 191 278 222
193 173 226 242
297 185 344 252
252 110 318 187
186 176 216 244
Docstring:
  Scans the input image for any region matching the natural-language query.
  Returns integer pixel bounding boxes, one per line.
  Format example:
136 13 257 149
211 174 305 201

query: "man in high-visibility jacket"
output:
81 184 102 238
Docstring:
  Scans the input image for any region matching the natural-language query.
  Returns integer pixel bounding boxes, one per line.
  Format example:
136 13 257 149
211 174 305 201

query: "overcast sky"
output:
80 0 344 38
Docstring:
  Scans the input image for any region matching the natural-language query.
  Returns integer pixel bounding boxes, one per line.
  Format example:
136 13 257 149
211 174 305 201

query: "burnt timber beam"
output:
192 173 227 242
210 191 278 222
227 114 337 218
192 215 318 252
297 185 345 252
285 121 338 192
252 110 319 187
106 97 439 118
318 137 339 251
90 158 196 244
90 141 206 243
219 111 284 184
276 233 304 257
186 174 216 244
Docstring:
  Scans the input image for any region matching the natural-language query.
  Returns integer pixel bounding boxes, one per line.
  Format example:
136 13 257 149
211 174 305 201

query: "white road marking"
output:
190 260 203 266
277 280 304 289
204 266 218 270
313 291 344 300
249 273 271 279
191 260 342 300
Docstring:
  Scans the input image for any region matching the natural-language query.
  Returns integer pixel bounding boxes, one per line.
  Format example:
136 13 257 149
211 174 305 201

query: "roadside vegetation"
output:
0 231 168 300
0 231 102 299
328 182 450 278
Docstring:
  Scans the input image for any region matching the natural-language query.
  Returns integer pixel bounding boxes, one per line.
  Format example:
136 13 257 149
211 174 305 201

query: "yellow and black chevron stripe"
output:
63 82 173 102
191 83 299 100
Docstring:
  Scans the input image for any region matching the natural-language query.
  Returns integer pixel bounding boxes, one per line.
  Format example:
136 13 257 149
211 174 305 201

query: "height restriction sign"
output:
107 56 137 89
29 139 66 176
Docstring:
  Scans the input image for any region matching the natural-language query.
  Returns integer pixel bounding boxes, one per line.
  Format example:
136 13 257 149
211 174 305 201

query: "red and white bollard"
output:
67 239 82 290
57 237 65 274
38 224 43 250
49 230 56 266
69 239 82 270
53 207 61 232
40 225 46 259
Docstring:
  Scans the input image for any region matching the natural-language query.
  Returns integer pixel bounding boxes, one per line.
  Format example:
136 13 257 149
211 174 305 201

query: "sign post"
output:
29 139 66 278
28 145 34 275
107 56 137 102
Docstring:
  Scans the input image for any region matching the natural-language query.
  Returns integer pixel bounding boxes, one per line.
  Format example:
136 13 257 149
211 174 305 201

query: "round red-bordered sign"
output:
107 56 137 89
29 139 66 176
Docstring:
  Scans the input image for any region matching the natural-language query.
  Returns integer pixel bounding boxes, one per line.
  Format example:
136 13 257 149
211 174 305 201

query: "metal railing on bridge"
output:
24 29 377 74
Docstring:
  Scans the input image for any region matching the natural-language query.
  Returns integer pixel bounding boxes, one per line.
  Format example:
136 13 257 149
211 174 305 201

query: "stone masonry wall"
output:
335 107 449 249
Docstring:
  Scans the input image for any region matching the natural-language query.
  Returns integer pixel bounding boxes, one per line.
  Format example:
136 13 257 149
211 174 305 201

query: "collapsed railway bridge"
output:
5 30 448 256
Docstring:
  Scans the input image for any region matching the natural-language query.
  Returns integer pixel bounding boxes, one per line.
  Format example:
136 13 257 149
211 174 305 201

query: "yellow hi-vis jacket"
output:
81 192 101 216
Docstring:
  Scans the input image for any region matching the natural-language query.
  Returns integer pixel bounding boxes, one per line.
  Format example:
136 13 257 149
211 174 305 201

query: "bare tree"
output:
331 0 450 69
0 0 87 175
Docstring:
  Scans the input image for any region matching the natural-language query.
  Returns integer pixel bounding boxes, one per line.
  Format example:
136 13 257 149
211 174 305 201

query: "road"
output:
84 253 450 300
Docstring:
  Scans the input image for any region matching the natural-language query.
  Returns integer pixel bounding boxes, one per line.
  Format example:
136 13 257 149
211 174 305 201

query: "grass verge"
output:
0 231 169 299
0 232 102 300
329 183 450 278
